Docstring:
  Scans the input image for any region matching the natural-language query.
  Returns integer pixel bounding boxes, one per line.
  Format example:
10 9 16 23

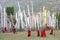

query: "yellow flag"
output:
43 9 47 25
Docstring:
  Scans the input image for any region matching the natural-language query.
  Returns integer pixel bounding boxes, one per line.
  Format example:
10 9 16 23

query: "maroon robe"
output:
3 27 8 33
41 29 46 37
37 30 40 37
50 29 53 35
27 25 31 37
13 26 16 34
28 30 31 37
46 24 49 29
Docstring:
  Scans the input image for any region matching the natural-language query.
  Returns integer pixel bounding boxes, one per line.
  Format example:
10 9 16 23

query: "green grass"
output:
0 30 60 40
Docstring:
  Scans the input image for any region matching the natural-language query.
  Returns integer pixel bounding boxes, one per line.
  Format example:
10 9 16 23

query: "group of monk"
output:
2 24 54 38
27 29 54 37
3 25 16 34
28 24 54 37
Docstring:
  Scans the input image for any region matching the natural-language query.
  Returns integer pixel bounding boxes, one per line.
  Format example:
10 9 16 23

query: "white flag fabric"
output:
3 8 8 28
47 11 51 27
15 1 22 29
27 5 30 17
0 5 3 28
36 15 39 30
15 12 20 29
23 10 27 28
51 13 56 29
27 17 31 30
40 11 43 28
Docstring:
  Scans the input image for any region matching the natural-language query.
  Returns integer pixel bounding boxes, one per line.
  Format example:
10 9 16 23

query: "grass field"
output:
0 30 60 40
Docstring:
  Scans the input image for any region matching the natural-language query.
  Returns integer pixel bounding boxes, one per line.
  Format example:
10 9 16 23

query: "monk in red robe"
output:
50 29 54 35
28 30 31 37
41 29 46 37
27 25 31 37
3 27 8 33
12 25 16 34
37 30 40 37
36 24 40 37
46 24 49 29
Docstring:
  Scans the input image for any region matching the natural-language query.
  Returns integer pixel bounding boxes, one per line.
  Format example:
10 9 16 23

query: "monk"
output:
46 24 50 29
50 29 54 35
12 25 16 34
28 29 31 37
27 25 31 37
37 30 40 37
36 24 40 37
41 29 46 37
3 27 8 33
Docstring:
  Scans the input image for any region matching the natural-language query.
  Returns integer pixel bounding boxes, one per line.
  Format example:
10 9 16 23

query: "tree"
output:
6 7 16 29
6 7 14 16
56 13 60 29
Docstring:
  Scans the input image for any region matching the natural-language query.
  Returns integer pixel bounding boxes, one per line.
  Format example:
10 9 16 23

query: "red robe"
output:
27 25 31 37
3 27 8 33
46 24 49 29
28 30 31 37
37 30 40 37
41 29 46 37
13 27 16 34
50 29 53 35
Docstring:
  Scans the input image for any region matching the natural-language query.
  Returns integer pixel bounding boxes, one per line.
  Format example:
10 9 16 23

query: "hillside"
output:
0 0 60 13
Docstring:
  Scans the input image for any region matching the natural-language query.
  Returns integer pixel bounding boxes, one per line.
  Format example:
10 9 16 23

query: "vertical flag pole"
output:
43 6 47 28
17 1 23 30
0 5 3 28
36 15 40 36
3 8 8 33
27 4 31 37
23 10 27 29
41 6 47 37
